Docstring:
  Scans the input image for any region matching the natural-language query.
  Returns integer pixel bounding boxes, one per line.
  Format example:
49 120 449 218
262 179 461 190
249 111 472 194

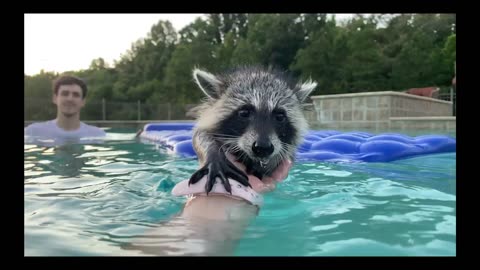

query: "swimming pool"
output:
24 128 456 256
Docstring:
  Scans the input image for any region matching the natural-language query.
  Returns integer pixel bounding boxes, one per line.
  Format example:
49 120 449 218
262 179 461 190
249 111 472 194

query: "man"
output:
25 75 106 145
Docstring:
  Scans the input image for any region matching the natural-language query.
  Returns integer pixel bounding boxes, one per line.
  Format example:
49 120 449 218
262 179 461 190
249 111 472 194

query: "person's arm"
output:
122 159 291 256
121 191 258 256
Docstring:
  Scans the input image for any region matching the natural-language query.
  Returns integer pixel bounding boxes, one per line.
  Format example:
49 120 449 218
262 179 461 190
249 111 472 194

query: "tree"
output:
160 20 218 105
89 58 109 70
237 14 305 70
291 19 349 94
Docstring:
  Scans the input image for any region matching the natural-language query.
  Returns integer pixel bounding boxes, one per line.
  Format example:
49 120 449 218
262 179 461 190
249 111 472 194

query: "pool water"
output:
24 128 456 256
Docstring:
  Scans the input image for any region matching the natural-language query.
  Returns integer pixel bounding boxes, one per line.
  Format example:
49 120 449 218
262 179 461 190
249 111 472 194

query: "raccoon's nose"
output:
252 140 274 158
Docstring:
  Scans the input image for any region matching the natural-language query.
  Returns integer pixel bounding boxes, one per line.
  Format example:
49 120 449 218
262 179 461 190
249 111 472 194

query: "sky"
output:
24 13 355 76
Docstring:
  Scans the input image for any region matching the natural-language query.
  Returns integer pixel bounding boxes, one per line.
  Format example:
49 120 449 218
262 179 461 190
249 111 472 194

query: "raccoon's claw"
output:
188 167 208 186
226 160 250 187
204 158 250 194
189 158 250 195
211 168 231 194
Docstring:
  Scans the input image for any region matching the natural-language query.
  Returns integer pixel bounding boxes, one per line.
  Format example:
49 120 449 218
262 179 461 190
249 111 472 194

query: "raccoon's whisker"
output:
280 143 296 153
207 133 239 138
225 144 237 154
277 149 287 163
280 141 294 148
230 145 240 153
266 155 279 175
234 148 248 162
218 141 233 155
278 146 291 162
230 145 245 160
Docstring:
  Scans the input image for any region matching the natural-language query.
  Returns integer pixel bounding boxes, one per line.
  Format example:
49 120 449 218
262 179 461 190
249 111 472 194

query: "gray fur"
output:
192 65 317 178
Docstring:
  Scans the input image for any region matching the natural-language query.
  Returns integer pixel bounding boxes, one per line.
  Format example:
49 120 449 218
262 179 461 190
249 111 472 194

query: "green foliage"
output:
25 13 456 120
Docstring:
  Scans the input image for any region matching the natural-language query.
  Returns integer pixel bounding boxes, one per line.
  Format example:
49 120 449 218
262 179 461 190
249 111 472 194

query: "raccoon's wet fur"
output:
189 65 317 194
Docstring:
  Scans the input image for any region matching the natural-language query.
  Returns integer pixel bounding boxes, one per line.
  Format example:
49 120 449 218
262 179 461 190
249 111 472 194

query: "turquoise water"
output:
24 128 456 256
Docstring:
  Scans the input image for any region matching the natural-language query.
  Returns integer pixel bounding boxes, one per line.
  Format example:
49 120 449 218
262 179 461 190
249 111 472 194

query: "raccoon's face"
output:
216 103 289 161
193 66 317 176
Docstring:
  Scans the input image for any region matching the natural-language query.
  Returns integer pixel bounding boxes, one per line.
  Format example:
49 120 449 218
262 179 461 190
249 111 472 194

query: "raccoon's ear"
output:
295 79 317 103
193 68 223 99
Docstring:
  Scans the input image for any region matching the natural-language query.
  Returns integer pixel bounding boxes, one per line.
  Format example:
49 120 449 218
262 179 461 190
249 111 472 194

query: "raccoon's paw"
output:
188 158 250 194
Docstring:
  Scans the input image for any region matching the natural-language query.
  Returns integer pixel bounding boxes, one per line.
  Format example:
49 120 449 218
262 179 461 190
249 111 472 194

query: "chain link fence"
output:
24 98 198 121
438 90 456 116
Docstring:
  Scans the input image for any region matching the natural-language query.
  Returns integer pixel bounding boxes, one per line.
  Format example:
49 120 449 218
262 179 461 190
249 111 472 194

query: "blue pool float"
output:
139 123 456 162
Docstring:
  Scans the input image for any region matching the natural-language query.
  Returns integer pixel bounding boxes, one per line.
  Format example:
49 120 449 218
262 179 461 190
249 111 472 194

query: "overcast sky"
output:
24 13 356 75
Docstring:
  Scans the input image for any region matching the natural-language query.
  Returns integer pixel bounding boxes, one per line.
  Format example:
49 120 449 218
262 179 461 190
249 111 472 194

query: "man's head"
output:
52 75 88 118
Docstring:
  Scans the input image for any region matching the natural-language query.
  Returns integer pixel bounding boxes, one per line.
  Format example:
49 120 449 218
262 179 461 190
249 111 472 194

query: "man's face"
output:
53 84 85 117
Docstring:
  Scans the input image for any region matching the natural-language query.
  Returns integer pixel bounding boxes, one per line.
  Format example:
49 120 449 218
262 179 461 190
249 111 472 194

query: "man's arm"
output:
122 195 257 256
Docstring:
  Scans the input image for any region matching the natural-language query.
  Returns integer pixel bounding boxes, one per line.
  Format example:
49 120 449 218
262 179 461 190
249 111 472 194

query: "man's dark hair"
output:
53 75 88 99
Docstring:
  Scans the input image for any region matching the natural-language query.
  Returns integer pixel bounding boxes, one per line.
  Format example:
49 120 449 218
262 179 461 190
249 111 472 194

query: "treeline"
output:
25 13 456 120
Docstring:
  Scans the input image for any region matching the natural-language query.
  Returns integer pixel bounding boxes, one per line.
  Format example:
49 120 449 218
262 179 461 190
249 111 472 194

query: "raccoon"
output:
188 65 317 194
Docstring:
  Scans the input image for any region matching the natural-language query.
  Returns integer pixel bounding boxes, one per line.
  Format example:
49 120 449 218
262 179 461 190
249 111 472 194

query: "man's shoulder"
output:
81 122 106 136
25 120 55 134
25 120 53 128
